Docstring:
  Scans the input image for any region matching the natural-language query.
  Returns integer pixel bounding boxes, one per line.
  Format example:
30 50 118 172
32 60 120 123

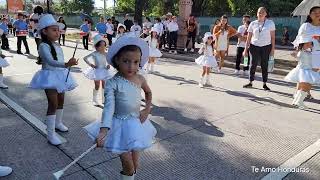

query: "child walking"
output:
115 23 126 40
0 47 9 89
29 14 78 145
84 35 157 180
195 32 218 87
145 27 162 73
284 35 320 109
83 34 115 106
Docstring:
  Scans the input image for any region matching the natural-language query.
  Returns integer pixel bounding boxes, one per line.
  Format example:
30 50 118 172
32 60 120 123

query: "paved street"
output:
0 37 319 180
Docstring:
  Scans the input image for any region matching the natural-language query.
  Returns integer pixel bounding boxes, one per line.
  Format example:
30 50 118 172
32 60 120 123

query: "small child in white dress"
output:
285 35 320 109
0 47 10 89
144 27 162 73
84 35 156 180
83 34 115 106
195 32 218 87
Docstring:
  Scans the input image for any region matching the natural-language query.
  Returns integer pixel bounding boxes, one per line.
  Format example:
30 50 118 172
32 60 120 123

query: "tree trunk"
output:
135 0 145 26
164 0 173 14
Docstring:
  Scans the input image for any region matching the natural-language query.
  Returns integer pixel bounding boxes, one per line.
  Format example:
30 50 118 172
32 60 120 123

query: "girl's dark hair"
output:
306 6 320 23
95 40 106 49
298 42 313 50
33 6 43 14
221 15 229 30
37 30 57 64
111 45 142 70
155 17 161 22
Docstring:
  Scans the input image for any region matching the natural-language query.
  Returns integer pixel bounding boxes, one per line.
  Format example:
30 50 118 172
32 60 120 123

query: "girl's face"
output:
257 8 267 20
96 41 106 52
303 42 313 50
152 31 157 37
310 8 320 23
119 27 125 33
207 37 213 44
116 50 141 78
220 18 227 25
43 25 60 41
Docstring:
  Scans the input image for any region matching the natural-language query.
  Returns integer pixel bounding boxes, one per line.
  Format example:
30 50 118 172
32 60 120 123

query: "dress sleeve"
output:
101 78 116 128
39 43 65 67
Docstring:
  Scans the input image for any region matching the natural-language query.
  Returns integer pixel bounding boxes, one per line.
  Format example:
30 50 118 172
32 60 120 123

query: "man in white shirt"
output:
235 15 250 75
167 16 179 54
130 20 142 37
153 17 164 48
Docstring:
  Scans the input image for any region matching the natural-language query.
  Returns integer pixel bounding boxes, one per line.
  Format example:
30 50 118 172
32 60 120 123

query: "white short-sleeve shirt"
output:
237 25 247 48
248 19 275 47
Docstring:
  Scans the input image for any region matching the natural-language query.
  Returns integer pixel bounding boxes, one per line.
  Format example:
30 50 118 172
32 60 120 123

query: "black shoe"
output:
263 84 270 91
17 51 23 54
243 83 253 88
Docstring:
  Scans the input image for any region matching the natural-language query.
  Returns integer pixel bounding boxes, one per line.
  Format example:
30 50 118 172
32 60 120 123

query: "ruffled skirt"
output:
0 57 9 67
149 48 162 58
284 68 320 84
84 116 157 154
29 69 78 93
195 55 218 67
83 67 116 80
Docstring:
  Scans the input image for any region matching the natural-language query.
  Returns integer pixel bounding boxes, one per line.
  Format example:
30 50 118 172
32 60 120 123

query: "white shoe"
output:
293 90 308 109
0 166 12 177
46 115 63 145
55 109 68 132
184 48 187 52
190 48 194 52
174 50 177 54
169 50 172 54
0 74 8 89
93 89 99 105
234 70 240 75
120 172 135 180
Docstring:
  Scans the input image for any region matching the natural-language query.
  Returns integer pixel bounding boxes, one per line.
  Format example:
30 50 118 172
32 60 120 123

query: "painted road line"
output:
261 139 320 180
0 91 67 143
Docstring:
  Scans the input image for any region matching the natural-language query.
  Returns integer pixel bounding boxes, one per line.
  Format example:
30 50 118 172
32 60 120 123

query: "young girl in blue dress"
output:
29 14 78 145
84 35 157 180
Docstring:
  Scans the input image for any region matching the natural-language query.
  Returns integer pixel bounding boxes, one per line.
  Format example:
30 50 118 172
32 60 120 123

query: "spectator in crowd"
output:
212 15 237 72
168 16 179 54
243 7 276 91
106 18 114 45
130 19 142 37
234 15 251 75
13 13 30 54
57 16 67 46
123 14 134 32
95 17 107 35
153 17 164 47
281 26 290 46
184 15 197 52
143 17 153 29
80 18 90 50
111 16 119 35
0 17 9 50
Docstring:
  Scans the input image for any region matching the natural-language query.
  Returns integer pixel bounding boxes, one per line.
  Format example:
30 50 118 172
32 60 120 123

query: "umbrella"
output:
80 13 93 24
292 0 320 16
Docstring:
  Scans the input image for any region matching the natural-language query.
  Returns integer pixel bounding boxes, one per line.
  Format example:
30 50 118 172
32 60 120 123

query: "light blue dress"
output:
82 51 116 80
84 73 157 154
285 51 320 84
29 42 78 93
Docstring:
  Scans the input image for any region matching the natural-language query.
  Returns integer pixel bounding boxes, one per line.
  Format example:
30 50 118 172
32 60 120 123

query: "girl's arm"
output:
83 52 95 67
140 75 152 123
39 43 65 68
243 32 253 56
100 79 116 129
198 44 205 54
213 25 221 37
270 30 276 56
228 26 238 38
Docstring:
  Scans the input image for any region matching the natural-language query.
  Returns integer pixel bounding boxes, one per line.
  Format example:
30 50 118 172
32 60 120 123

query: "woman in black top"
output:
57 17 67 46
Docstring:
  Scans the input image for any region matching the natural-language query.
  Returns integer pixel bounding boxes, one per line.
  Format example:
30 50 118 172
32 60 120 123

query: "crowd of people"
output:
0 5 320 179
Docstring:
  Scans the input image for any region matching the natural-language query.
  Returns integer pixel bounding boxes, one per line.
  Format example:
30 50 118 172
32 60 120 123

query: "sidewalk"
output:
0 93 94 180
